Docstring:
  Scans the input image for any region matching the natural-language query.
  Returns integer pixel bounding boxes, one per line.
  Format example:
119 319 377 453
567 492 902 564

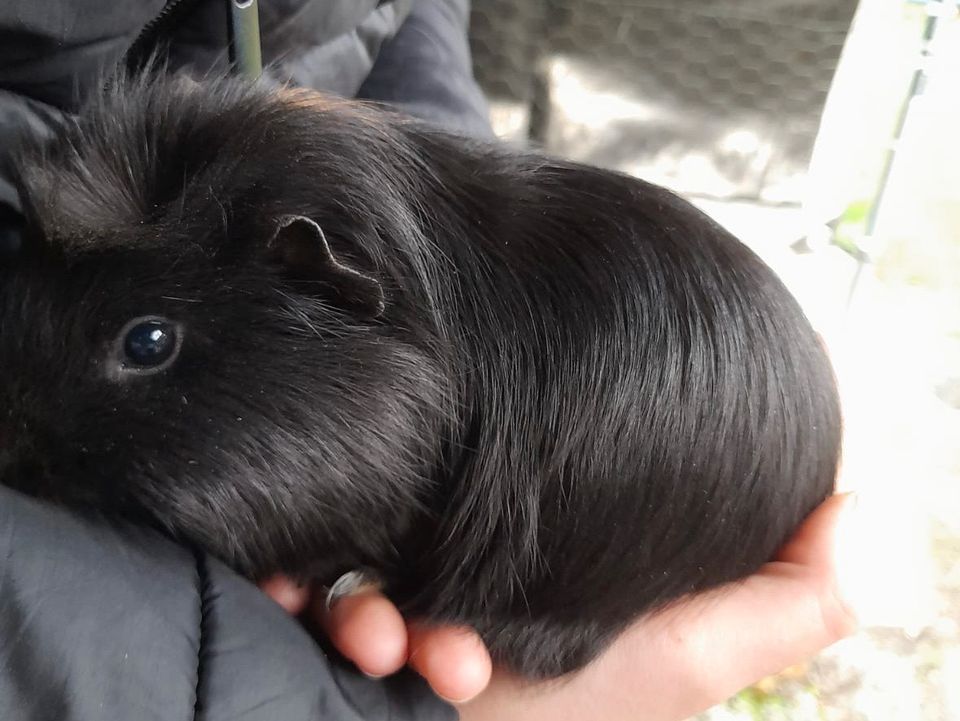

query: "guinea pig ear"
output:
267 215 385 318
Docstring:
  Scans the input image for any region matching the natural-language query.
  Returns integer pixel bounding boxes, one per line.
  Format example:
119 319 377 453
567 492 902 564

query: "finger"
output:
258 574 311 615
776 491 856 567
315 588 408 678
646 492 860 704
460 495 861 721
408 623 492 703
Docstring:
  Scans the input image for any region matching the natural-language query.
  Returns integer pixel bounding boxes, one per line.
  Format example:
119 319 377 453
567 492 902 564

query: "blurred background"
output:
467 0 960 718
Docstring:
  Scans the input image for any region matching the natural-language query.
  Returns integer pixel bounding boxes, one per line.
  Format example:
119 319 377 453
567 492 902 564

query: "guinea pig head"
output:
0 84 449 581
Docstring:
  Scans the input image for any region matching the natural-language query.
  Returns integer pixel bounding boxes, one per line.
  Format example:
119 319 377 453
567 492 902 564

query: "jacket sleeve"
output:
357 0 493 139
0 0 165 215
0 90 67 215
0 486 457 721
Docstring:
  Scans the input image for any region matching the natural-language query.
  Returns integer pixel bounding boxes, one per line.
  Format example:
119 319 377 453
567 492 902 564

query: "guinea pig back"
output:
0 74 842 678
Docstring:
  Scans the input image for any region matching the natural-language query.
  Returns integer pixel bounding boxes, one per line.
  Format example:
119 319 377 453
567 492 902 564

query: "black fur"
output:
0 73 842 678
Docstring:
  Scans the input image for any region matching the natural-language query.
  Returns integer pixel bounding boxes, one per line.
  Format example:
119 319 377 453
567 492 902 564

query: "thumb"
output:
664 492 861 702
457 494 862 721
776 491 857 567
770 491 862 642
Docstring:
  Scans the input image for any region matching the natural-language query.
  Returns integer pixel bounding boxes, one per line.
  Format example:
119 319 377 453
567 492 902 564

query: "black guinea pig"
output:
0 73 842 679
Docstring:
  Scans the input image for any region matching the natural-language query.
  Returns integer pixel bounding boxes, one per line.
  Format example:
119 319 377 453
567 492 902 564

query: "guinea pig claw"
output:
324 567 384 610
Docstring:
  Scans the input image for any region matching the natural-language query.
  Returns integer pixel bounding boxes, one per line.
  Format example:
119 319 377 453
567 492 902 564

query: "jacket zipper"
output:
125 0 205 72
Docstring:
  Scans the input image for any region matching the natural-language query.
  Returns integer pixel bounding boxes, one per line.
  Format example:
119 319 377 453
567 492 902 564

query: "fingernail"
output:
845 491 859 510
324 568 382 610
835 491 861 541
362 670 388 680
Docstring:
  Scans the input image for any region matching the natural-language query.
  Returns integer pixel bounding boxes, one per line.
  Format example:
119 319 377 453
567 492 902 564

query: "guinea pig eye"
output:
116 317 182 374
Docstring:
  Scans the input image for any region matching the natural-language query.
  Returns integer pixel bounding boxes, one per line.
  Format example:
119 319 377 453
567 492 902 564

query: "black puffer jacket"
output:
0 1 488 718
0 0 491 213
0 486 455 721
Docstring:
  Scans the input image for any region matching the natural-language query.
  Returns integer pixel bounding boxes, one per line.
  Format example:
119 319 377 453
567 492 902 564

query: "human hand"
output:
258 572 492 703
457 492 859 721
261 492 858 720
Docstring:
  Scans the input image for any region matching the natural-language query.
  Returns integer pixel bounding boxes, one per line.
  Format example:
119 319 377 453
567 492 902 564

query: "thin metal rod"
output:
846 0 951 307
227 0 263 79
864 7 939 237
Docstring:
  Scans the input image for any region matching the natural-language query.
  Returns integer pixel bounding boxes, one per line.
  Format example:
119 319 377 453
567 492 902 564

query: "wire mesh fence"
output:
469 0 859 204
